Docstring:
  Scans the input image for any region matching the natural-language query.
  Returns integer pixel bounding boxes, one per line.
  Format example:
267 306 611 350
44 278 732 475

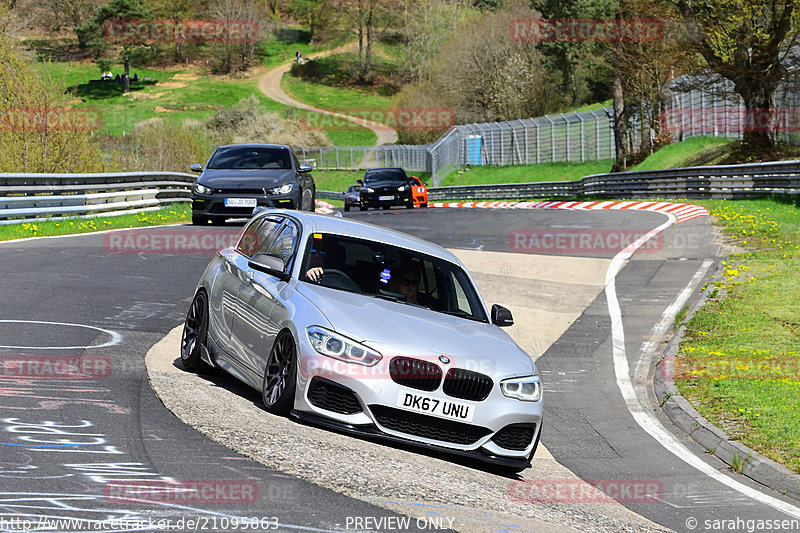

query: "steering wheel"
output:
319 269 360 292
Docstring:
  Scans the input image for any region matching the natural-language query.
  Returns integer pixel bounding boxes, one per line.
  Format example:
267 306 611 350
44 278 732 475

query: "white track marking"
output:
634 259 713 382
604 215 800 519
0 320 122 350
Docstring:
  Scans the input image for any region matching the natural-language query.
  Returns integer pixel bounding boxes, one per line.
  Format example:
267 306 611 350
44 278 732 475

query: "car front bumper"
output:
293 343 543 466
192 192 300 218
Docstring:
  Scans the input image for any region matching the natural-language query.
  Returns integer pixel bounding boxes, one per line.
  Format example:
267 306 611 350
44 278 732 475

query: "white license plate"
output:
378 195 394 201
396 392 474 422
224 198 257 208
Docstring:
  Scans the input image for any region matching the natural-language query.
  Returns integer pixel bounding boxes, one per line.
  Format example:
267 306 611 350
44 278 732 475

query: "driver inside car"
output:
305 237 345 282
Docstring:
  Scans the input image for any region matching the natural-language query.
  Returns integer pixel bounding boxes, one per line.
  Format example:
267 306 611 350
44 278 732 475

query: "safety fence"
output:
294 108 619 186
0 172 194 224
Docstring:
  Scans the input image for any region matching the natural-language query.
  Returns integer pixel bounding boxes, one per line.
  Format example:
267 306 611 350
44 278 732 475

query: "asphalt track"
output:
0 207 798 532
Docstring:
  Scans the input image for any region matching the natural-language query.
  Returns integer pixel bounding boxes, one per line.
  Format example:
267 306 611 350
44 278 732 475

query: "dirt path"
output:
258 43 398 146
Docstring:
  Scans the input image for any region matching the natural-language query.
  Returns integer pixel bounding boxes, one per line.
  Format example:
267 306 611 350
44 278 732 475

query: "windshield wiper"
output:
373 293 431 310
437 309 487 323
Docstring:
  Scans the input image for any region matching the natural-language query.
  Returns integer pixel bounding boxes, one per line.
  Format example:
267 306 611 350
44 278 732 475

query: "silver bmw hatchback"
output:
180 209 542 471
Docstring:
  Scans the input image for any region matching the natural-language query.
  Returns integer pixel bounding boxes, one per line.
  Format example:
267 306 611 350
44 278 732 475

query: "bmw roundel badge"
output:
439 355 450 364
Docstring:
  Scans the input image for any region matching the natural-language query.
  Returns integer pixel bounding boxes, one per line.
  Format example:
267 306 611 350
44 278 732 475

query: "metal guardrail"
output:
0 172 195 224
3 160 799 224
423 160 800 201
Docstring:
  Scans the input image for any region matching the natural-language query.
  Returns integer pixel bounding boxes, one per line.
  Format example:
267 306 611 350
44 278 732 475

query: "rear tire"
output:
180 291 211 372
421 202 428 208
262 332 298 415
344 203 350 212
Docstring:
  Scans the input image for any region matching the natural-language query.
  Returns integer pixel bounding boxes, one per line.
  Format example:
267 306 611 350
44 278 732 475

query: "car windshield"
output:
207 146 292 170
300 233 488 322
364 169 407 185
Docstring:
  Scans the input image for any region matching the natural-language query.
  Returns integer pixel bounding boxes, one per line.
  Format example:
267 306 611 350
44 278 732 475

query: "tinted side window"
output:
236 217 282 257
257 221 299 271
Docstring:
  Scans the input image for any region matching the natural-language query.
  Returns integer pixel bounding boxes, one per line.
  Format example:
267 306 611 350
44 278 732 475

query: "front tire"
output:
180 290 210 372
301 187 315 211
262 332 297 415
191 215 209 225
344 203 351 212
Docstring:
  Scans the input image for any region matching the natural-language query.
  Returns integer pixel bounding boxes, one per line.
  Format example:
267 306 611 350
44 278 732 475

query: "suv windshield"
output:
207 146 292 170
364 169 407 185
300 233 488 323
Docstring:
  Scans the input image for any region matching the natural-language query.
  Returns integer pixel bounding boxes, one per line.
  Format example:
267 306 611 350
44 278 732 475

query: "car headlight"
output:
397 185 407 192
194 183 212 195
500 375 542 401
270 183 295 195
362 187 374 193
306 326 382 366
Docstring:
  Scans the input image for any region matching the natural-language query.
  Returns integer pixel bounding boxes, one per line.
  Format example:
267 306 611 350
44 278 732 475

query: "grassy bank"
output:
440 160 614 187
0 203 190 241
40 62 286 136
676 198 800 472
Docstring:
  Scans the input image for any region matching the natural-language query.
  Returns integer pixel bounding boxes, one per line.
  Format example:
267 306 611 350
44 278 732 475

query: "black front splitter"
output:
289 410 531 471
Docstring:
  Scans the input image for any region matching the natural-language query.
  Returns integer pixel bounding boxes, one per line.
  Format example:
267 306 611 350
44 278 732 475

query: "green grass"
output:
0 203 191 241
313 169 432 192
38 61 287 135
440 160 614 187
675 198 800 472
561 99 613 114
257 27 352 70
632 136 736 171
281 50 398 146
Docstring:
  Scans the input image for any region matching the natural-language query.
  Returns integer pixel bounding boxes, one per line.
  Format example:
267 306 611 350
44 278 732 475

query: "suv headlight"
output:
362 187 374 193
500 375 542 401
306 326 382 366
397 185 407 191
270 183 295 195
194 183 212 195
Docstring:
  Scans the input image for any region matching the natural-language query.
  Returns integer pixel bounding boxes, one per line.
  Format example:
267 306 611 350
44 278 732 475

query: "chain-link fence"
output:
664 75 800 146
295 109 617 186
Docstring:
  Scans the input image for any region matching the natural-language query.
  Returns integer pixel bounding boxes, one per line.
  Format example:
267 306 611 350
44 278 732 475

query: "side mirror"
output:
298 164 313 173
248 253 290 281
491 304 514 327
356 179 364 185
190 164 203 173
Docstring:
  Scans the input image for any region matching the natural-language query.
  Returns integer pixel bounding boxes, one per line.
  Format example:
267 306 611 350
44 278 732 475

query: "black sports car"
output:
343 184 361 211
357 167 415 210
190 144 316 225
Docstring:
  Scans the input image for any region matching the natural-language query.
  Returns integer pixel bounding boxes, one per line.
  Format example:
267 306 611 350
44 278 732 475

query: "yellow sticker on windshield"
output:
313 233 323 239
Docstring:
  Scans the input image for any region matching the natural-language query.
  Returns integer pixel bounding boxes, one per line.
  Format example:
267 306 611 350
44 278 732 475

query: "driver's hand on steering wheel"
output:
306 267 324 282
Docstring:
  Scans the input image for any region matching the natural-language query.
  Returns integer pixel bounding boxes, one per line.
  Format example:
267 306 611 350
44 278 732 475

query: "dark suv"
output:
190 144 316 225
357 167 415 210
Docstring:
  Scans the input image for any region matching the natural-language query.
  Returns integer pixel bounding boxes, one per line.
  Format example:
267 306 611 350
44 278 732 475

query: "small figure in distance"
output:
389 260 421 304
296 50 302 64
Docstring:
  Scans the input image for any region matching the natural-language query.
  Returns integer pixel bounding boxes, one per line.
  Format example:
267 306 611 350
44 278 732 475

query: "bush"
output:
102 118 213 172
0 37 104 173
205 95 329 147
